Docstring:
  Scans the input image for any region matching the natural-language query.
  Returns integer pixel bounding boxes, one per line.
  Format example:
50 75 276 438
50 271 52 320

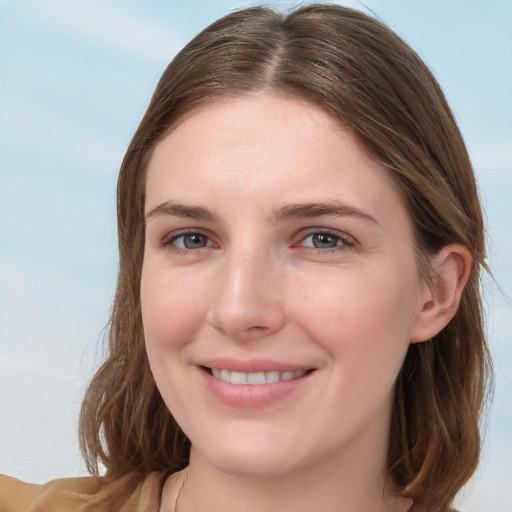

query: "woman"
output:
0 4 492 511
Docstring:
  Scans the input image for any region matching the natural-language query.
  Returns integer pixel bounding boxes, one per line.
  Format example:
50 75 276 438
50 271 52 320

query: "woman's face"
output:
141 93 430 478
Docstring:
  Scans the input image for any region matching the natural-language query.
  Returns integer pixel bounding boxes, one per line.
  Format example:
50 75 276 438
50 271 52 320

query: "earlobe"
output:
410 244 472 343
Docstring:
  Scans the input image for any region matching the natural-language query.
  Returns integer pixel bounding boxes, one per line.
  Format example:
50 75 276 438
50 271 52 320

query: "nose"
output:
206 249 286 342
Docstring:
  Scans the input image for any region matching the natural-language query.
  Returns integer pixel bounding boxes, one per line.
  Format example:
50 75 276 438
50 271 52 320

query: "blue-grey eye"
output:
174 233 209 249
314 233 339 248
302 232 343 249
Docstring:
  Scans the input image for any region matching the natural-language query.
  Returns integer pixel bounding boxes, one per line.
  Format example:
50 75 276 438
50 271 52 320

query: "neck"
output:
172 441 410 512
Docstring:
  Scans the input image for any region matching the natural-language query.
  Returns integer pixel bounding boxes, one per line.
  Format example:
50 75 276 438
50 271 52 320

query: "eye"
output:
299 231 353 250
162 231 214 250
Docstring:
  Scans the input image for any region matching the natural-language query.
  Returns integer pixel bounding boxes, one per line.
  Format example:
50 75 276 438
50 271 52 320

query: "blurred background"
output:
1 1 510 509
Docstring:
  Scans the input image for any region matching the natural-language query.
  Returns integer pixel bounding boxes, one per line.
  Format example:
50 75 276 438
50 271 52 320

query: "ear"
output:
410 244 472 343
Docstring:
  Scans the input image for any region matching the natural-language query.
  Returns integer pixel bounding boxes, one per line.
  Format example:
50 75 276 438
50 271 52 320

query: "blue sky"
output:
1 1 511 510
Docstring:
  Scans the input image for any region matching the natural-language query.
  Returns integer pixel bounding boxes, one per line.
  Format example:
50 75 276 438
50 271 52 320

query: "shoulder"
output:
0 472 166 512
0 474 101 511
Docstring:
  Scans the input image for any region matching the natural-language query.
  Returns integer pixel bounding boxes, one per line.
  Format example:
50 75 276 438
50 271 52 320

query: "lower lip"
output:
199 368 314 408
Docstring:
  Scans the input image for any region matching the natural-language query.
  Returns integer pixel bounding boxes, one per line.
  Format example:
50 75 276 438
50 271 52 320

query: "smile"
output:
210 368 309 385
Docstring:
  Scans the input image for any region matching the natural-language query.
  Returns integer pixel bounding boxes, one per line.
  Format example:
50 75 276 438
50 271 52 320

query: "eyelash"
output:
159 228 355 254
160 229 215 252
297 229 355 253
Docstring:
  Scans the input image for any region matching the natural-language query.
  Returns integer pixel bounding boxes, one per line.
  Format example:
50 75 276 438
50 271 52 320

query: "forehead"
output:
145 93 408 225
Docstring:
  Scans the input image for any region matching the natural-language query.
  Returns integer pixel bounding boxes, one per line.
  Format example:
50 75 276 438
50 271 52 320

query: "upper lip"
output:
198 357 314 373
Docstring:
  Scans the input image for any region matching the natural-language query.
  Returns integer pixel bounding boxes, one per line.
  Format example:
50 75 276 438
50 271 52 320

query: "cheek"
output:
140 268 206 418
297 264 419 372
140 267 206 353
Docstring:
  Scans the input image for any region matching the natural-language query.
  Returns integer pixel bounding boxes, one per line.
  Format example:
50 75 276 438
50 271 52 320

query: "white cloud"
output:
0 102 124 173
28 0 184 63
469 138 512 176
459 139 512 512
467 138 512 280
0 258 109 481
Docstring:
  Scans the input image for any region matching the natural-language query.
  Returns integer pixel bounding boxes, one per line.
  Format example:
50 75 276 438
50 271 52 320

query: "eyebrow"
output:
271 201 380 225
145 200 379 226
145 201 219 222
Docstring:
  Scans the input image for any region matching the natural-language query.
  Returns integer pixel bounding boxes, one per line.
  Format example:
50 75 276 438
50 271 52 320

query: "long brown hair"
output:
79 5 492 510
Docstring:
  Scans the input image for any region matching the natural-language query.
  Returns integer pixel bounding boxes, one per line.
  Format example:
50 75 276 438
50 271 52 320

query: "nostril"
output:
248 325 266 331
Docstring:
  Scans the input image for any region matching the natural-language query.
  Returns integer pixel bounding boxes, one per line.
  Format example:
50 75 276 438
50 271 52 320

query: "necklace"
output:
173 468 189 512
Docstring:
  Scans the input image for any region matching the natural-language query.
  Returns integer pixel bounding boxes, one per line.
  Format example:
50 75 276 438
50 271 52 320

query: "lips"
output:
210 368 309 385
198 360 316 408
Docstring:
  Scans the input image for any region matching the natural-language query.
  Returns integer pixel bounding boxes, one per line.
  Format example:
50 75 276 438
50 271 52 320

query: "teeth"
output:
247 372 266 385
280 371 296 381
230 371 247 385
210 368 308 385
265 370 280 384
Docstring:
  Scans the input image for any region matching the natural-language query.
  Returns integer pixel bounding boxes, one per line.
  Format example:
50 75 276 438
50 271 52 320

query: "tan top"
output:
0 470 187 512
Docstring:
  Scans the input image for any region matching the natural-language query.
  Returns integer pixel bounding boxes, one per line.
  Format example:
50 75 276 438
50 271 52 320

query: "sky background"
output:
0 0 511 510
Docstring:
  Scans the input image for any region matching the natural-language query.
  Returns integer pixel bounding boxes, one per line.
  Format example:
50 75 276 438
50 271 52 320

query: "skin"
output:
141 93 469 512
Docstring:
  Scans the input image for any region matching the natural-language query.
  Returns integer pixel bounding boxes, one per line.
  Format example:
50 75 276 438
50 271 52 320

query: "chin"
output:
191 430 310 479
211 452 301 479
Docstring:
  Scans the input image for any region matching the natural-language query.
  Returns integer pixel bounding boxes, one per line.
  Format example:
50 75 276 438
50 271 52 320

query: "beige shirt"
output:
0 470 187 512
